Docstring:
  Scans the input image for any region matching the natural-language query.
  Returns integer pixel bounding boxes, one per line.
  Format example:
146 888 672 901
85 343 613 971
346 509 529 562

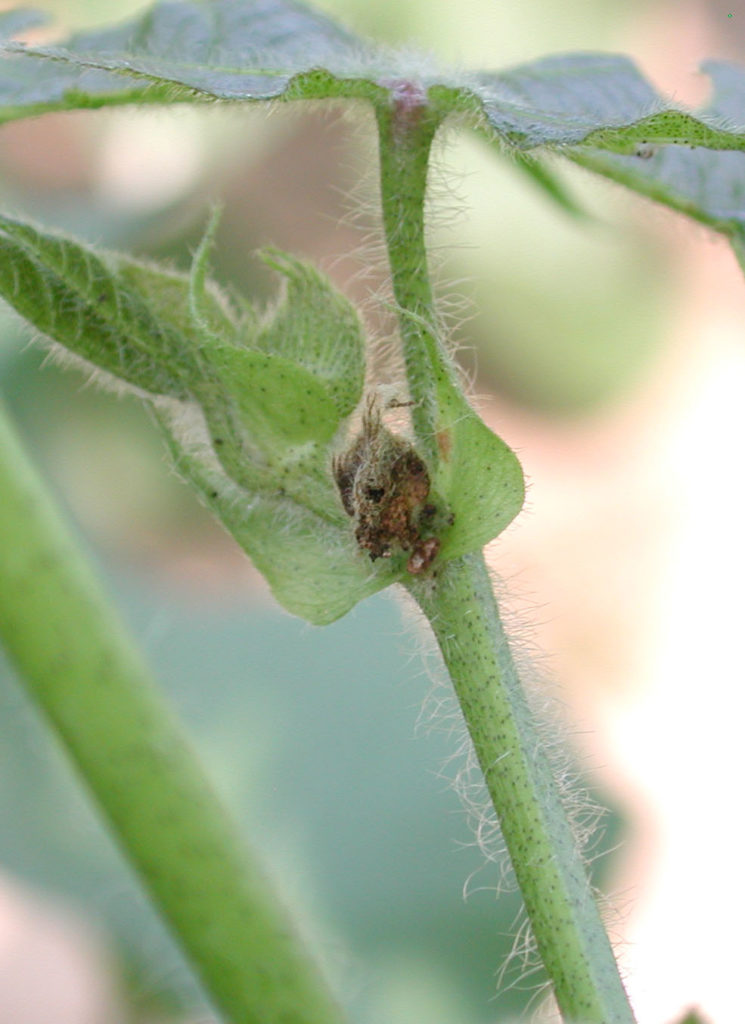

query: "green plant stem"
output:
375 88 455 462
407 554 635 1023
376 90 635 1022
0 398 345 1024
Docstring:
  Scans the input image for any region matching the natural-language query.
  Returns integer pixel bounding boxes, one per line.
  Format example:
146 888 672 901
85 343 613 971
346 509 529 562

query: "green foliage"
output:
674 1011 711 1024
428 381 524 561
0 209 405 623
0 2 741 1022
0 201 526 622
568 62 745 268
3 0 745 262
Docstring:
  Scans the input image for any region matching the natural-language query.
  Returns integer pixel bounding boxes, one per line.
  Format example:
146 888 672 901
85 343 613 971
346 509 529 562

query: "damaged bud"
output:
333 398 441 574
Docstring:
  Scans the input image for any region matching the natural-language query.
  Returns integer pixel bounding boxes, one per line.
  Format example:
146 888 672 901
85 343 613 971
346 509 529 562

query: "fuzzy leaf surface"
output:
0 0 385 116
210 345 341 446
255 250 366 418
466 53 745 152
1 3 742 151
0 213 203 397
156 419 401 625
4 2 745 250
0 209 398 623
0 7 173 119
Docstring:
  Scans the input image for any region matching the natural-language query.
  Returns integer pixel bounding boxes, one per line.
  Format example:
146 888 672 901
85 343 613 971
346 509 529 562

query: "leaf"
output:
210 344 341 446
4 1 745 237
255 250 366 418
0 207 397 622
565 61 745 269
224 492 400 625
431 383 524 560
0 8 172 120
462 54 745 152
0 0 384 117
508 152 588 219
4 8 743 150
0 213 204 397
155 414 399 625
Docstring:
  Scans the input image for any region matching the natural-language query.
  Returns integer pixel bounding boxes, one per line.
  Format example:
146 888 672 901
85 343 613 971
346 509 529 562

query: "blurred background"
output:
0 0 743 1022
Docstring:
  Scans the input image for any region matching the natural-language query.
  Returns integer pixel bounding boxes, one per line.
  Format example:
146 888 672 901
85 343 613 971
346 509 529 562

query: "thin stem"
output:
407 554 635 1024
0 398 345 1024
376 88 635 1022
375 84 455 462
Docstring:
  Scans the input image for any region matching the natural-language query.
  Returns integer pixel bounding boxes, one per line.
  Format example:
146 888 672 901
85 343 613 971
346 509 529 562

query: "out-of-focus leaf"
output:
3 2 745 235
508 152 588 219
0 0 384 118
466 54 745 152
567 61 745 270
1 3 742 150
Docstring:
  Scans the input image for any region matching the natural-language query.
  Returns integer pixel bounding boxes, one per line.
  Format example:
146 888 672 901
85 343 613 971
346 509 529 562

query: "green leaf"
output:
0 213 204 397
565 61 745 268
255 250 366 418
210 344 341 446
5 2 745 235
432 383 524 560
155 414 399 625
464 54 745 152
0 0 384 117
225 492 400 625
0 8 172 121
508 151 588 219
0 207 398 622
5 8 744 154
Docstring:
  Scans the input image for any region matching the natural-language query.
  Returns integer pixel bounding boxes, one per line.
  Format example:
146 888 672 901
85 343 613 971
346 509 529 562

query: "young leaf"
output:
432 385 525 561
0 213 202 398
256 250 366 418
209 344 342 446
0 208 403 622
154 412 400 625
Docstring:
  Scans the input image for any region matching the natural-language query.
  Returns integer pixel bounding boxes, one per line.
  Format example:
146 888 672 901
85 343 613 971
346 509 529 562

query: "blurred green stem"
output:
377 89 635 1023
0 397 345 1024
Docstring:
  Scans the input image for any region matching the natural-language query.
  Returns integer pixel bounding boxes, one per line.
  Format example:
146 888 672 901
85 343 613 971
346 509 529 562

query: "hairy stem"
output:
0 399 345 1024
375 85 456 463
377 89 635 1022
407 555 635 1023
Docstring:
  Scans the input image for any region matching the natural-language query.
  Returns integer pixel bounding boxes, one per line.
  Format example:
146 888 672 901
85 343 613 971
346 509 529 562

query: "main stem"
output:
376 90 635 1023
0 399 345 1024
408 556 634 1023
